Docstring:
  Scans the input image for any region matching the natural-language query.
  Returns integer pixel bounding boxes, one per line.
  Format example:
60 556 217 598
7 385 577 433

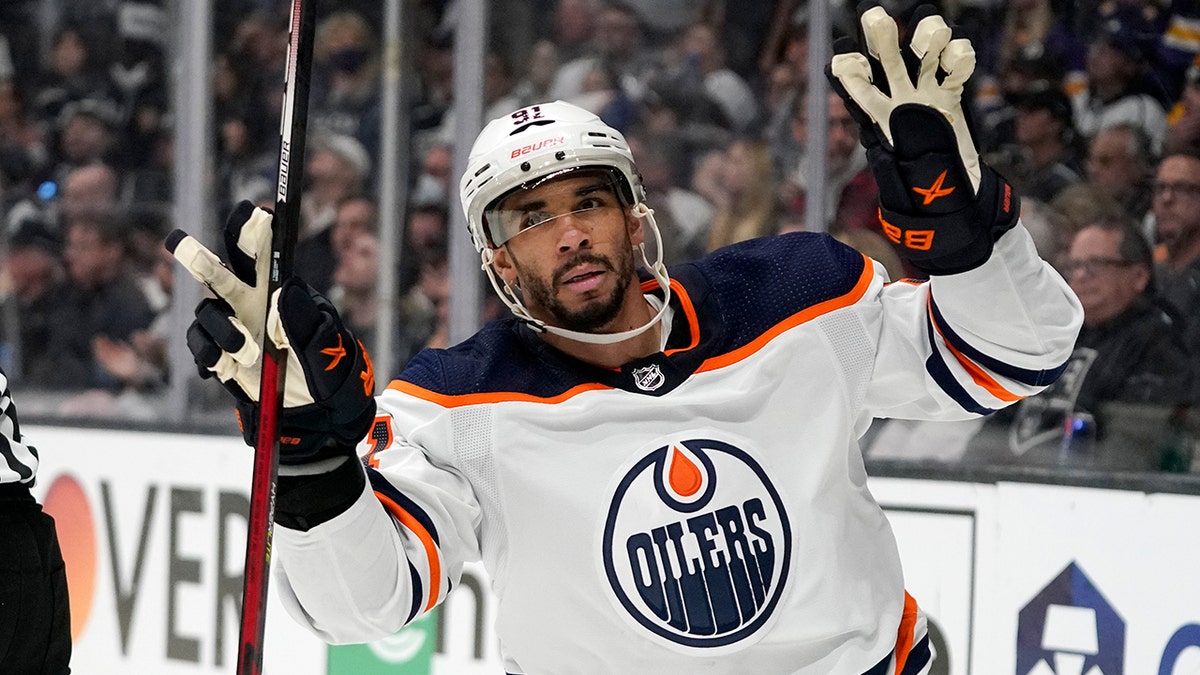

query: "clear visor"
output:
482 168 625 247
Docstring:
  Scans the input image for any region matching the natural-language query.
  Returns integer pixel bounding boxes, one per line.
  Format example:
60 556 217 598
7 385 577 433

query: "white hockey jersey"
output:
274 225 1082 674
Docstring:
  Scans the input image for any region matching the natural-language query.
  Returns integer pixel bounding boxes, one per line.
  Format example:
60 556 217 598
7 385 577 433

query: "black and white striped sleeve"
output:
0 368 39 485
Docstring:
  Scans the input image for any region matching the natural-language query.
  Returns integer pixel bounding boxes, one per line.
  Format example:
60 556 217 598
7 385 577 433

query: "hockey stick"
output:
237 1 316 673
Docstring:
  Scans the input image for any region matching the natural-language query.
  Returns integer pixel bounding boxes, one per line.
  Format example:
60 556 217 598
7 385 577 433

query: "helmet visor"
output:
482 168 625 247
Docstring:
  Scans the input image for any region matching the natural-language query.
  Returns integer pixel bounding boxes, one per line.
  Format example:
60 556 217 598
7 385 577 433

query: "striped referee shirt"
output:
0 367 38 485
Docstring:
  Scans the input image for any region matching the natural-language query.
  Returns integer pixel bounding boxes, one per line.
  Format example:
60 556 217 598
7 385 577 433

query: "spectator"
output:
414 28 454 125
511 40 560 108
482 52 521 123
108 1 169 173
410 140 453 208
91 232 175 400
215 107 276 210
621 0 702 46
762 64 804 184
1072 14 1169 152
1164 57 1200 156
549 1 653 103
570 59 637 132
626 133 713 265
30 26 113 125
311 10 380 153
296 133 370 294
701 139 777 251
549 0 599 63
753 0 806 80
666 22 759 133
784 90 880 234
1085 123 1156 224
40 216 154 390
227 11 289 116
329 230 381 355
1047 183 1124 261
976 43 1068 155
0 215 64 382
1063 219 1191 409
51 98 121 180
0 79 47 188
979 0 1085 81
1155 5 1200 101
394 253 450 367
1007 85 1083 203
399 202 448 292
124 123 172 206
1061 218 1193 415
330 196 377 262
1151 152 1200 348
434 51 524 144
59 162 119 229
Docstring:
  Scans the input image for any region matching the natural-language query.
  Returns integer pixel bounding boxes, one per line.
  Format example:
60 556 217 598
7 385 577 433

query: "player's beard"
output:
521 250 635 333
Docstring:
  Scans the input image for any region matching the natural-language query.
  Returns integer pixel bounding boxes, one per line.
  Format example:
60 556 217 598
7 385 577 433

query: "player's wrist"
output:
881 164 1020 275
276 453 366 531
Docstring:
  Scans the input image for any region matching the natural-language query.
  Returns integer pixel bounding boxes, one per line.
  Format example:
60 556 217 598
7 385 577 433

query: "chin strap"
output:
481 202 673 346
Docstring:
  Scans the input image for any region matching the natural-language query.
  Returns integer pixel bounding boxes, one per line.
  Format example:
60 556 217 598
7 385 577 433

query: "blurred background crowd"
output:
1 0 1198 473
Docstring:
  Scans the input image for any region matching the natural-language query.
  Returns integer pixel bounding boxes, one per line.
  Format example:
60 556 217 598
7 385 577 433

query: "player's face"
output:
491 172 643 333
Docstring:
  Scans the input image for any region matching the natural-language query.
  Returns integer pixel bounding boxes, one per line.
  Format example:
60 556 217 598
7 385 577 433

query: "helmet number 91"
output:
512 105 544 126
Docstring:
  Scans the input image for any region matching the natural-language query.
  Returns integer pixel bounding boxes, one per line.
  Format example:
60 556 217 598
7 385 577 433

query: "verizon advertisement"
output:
27 426 1200 674
27 425 502 674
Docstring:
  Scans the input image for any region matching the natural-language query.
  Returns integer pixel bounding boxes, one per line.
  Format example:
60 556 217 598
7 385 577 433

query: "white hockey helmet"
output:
461 100 644 250
458 101 671 346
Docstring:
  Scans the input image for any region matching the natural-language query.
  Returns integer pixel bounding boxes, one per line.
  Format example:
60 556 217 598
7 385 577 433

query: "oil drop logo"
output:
601 438 791 651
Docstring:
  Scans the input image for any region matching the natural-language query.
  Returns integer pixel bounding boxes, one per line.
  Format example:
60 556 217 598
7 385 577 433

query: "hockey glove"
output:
166 202 376 465
827 3 1019 275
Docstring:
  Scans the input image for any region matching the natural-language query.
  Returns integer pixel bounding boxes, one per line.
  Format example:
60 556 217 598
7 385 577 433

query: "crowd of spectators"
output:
0 0 1197 470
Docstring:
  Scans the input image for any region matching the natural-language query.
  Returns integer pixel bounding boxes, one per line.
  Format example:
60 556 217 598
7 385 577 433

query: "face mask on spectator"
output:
328 48 368 73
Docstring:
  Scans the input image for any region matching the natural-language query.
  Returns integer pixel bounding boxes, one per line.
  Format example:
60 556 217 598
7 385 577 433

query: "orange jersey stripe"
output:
893 591 918 675
639 277 701 355
387 379 612 407
374 491 442 614
926 296 1023 403
696 253 875 373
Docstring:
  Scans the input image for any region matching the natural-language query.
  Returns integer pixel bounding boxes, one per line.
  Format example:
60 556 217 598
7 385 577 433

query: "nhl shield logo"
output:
631 364 665 391
600 438 792 652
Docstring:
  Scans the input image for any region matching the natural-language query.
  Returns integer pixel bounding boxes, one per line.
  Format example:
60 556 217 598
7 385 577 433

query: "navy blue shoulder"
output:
674 232 868 351
397 318 603 398
396 232 868 399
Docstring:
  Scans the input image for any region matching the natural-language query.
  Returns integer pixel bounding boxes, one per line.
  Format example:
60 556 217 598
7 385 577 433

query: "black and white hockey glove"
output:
827 3 1019 275
166 201 376 466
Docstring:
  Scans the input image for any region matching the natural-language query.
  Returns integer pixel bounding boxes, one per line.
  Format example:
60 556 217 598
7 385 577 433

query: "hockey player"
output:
168 5 1082 673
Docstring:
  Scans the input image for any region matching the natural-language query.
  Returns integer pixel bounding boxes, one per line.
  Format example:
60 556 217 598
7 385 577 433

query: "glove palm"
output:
827 4 1018 275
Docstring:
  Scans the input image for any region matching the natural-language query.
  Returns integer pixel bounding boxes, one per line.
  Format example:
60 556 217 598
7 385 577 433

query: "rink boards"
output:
26 424 1200 674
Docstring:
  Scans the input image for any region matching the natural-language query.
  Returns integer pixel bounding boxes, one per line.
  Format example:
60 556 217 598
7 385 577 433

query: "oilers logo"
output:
601 438 791 651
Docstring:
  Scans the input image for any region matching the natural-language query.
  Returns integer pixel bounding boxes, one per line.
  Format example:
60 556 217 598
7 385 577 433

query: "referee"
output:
0 366 71 673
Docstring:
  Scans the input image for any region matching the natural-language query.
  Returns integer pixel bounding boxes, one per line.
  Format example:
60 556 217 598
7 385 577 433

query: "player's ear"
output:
626 209 644 247
490 245 519 285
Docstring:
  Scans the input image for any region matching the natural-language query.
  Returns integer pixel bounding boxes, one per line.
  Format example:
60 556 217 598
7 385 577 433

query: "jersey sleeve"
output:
272 391 482 644
862 223 1083 420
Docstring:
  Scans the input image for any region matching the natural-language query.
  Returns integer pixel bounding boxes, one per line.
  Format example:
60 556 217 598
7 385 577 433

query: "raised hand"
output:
827 3 1019 275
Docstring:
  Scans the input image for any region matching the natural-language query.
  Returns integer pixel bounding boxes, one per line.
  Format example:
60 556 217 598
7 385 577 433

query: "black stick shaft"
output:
237 1 316 672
